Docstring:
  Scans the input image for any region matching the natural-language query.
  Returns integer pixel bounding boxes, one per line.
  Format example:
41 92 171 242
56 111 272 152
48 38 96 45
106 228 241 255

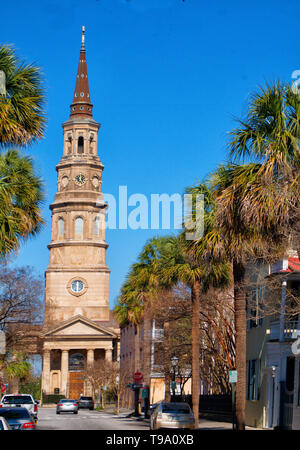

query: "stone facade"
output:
41 28 119 400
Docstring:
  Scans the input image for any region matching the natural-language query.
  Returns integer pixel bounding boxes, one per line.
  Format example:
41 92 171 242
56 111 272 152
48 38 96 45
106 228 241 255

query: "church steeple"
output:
70 26 93 118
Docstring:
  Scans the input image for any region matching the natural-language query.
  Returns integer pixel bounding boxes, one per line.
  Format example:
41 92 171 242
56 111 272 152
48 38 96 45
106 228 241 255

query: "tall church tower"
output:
44 27 110 325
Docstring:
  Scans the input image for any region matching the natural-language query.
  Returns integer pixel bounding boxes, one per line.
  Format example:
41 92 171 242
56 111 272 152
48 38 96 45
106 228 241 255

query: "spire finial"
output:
81 26 85 50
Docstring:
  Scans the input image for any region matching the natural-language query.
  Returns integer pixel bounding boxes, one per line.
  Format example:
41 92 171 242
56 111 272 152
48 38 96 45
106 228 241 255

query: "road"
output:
36 407 150 430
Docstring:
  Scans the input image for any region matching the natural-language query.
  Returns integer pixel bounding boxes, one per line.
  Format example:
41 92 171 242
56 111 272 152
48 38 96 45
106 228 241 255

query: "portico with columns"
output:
41 28 119 399
41 315 118 398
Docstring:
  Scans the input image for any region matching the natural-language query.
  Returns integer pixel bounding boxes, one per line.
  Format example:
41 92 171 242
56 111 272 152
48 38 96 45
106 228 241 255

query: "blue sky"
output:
2 0 300 309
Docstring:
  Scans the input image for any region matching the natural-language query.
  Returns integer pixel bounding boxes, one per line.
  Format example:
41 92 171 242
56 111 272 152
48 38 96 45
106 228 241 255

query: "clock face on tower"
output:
74 173 86 186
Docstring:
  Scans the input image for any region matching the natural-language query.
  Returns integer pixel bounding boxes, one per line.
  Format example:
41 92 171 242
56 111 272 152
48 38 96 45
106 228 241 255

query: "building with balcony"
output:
246 255 300 429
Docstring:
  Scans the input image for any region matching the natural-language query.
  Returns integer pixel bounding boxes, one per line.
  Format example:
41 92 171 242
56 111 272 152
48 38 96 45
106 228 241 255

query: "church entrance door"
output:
69 372 84 399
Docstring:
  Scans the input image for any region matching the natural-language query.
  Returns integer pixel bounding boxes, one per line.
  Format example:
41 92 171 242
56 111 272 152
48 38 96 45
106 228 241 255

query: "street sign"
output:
141 388 149 399
133 372 143 383
131 384 143 391
229 370 237 383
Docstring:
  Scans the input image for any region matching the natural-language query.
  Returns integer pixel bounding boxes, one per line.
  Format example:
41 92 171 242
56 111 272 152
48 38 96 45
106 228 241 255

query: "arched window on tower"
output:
94 216 100 236
58 218 64 238
78 136 84 154
75 217 84 238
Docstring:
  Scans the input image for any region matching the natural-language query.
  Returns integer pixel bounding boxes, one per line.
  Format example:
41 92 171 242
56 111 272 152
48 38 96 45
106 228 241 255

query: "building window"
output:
247 359 260 400
75 217 83 236
58 218 64 237
78 136 84 154
69 352 85 371
94 216 100 236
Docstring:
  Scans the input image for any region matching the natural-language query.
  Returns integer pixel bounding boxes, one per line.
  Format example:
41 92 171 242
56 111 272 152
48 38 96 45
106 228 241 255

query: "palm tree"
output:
207 81 300 429
114 237 167 416
158 186 231 428
228 81 300 257
0 149 44 258
0 45 46 258
0 45 46 147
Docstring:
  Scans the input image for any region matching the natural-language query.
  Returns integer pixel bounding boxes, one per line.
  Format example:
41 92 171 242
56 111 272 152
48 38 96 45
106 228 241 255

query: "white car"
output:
0 416 12 430
0 394 38 422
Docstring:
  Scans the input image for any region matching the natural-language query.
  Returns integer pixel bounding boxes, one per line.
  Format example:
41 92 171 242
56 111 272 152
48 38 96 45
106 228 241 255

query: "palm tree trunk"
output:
143 300 152 416
191 281 200 429
233 260 247 430
143 302 152 383
163 321 171 402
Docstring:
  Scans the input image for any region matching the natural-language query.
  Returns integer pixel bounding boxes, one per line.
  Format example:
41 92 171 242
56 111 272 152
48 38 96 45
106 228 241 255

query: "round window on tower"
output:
67 277 88 297
71 280 84 293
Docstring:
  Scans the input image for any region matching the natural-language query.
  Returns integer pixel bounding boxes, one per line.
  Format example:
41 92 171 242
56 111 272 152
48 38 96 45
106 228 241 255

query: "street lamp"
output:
171 356 179 399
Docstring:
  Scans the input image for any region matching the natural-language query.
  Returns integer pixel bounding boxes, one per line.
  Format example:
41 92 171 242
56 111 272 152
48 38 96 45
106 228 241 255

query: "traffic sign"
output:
133 372 143 383
229 370 237 383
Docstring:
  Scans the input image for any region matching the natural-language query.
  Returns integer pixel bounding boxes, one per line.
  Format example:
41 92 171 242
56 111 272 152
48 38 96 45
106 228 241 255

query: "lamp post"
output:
171 356 179 401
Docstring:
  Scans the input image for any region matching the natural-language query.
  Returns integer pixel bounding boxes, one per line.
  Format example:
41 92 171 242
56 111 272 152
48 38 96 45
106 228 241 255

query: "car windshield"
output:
2 396 33 404
80 397 92 400
161 403 191 414
0 409 31 419
61 399 75 403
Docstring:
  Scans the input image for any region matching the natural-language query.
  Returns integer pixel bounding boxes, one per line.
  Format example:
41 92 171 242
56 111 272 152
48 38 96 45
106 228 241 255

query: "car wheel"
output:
74 411 78 414
56 412 60 415
89 408 94 411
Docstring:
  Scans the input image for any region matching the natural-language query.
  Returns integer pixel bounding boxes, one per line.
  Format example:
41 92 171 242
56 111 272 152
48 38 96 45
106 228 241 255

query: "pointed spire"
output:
70 26 93 118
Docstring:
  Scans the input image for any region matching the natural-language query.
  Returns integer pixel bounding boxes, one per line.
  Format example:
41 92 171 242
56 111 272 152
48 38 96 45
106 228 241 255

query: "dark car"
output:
77 396 94 410
0 407 36 430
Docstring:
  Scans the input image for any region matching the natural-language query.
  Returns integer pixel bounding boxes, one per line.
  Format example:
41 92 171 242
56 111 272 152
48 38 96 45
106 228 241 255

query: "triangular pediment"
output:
43 315 117 338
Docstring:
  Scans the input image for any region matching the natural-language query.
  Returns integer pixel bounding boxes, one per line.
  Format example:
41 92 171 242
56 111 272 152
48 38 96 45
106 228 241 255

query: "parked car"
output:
77 396 94 410
0 416 12 430
0 407 36 430
0 394 38 422
150 402 195 430
56 399 79 414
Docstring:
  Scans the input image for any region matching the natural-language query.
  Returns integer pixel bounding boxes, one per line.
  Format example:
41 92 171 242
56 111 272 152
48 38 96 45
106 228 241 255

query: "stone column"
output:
105 347 113 362
61 350 69 396
42 350 51 395
86 349 95 396
87 349 94 367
